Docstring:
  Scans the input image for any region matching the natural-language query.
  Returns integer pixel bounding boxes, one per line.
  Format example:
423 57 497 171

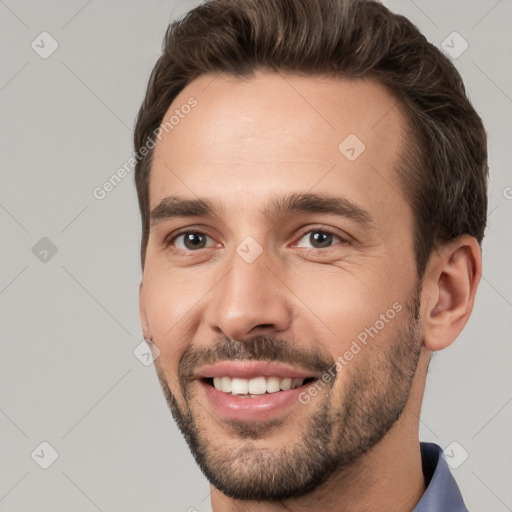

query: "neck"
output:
210 350 430 512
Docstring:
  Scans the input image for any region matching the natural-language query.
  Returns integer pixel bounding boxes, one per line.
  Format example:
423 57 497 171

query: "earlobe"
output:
139 281 152 340
422 236 482 352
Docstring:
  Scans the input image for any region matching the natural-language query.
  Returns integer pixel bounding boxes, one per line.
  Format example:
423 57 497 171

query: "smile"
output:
208 376 315 396
193 361 322 421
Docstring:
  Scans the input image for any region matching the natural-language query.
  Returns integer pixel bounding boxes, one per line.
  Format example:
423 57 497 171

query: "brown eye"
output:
172 232 213 251
295 229 343 250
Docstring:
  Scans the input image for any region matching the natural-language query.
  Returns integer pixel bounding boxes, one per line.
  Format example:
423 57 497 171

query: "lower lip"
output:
199 380 310 421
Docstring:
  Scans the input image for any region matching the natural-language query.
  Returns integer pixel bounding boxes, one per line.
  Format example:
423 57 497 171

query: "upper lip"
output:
193 361 318 380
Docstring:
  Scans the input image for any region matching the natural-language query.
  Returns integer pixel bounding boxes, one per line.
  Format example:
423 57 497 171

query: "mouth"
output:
202 376 317 397
193 361 324 421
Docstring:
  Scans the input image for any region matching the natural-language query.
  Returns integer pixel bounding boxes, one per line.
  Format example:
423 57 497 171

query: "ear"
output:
420 236 482 352
139 281 152 340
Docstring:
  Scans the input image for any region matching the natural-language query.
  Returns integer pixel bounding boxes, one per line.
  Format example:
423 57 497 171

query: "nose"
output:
203 248 292 341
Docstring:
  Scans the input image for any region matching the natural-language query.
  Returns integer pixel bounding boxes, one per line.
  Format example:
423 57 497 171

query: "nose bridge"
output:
205 241 291 339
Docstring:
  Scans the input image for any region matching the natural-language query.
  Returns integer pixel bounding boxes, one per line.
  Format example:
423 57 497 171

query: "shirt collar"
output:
413 442 469 512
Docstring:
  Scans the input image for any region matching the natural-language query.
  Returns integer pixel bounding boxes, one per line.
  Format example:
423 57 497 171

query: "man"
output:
134 0 488 510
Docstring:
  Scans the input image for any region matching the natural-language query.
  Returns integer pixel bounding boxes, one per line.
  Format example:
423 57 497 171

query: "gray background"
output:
0 0 511 510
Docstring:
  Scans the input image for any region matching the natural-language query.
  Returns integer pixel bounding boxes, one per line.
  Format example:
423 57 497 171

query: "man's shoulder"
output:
413 442 470 512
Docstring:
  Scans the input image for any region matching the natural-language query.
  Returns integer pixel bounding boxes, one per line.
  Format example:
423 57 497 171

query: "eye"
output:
168 231 217 251
293 228 345 250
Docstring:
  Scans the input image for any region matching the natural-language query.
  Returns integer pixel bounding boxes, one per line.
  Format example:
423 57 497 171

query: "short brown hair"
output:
134 0 488 275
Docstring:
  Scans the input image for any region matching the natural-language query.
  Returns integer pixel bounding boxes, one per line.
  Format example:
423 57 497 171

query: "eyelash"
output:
164 226 348 253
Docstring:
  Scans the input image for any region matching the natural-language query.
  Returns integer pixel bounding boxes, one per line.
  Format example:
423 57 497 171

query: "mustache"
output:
179 335 335 383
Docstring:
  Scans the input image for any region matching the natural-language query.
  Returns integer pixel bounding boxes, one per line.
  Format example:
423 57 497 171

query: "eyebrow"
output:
150 192 374 228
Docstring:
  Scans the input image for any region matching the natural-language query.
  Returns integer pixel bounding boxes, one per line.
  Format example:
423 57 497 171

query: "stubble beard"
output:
153 291 422 501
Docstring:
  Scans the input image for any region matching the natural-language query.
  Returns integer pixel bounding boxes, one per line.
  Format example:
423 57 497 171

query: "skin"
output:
139 72 482 512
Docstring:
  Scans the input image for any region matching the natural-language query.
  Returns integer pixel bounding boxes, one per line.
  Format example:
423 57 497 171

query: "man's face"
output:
140 72 424 500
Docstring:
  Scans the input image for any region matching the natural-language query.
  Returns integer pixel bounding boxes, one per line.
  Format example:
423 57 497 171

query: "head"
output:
135 0 487 503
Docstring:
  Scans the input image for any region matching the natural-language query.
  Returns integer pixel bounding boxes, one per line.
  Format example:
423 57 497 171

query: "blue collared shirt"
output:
414 442 469 511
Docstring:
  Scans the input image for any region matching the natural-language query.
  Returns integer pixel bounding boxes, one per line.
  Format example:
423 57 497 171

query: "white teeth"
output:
248 377 267 395
231 378 249 395
221 376 232 393
211 376 307 395
280 378 292 391
266 377 281 393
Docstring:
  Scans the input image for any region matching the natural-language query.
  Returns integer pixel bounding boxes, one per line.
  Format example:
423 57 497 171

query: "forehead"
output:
149 72 410 222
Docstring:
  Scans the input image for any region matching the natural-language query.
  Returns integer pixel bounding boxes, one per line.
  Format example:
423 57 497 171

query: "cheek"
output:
143 269 204 364
144 262 207 321
289 262 406 351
